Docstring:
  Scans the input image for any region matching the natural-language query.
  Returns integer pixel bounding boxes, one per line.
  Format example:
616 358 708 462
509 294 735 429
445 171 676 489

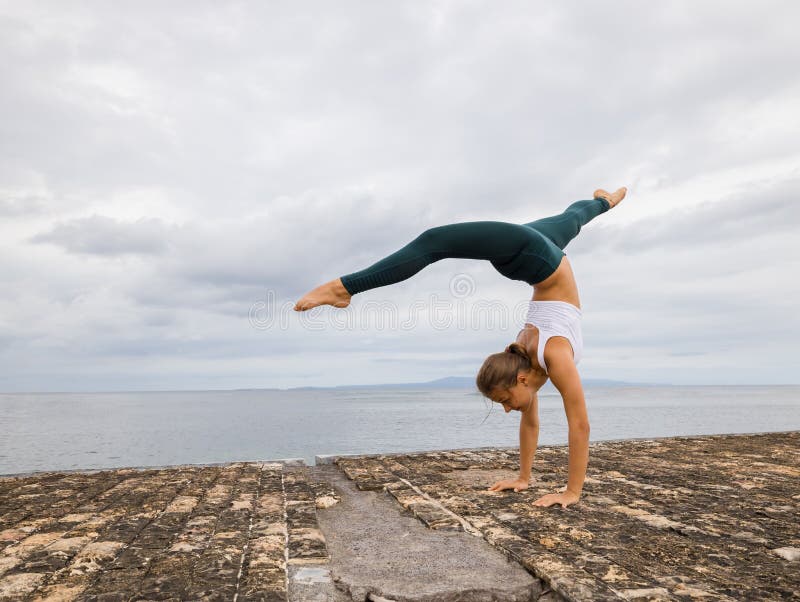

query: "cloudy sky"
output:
1 1 798 391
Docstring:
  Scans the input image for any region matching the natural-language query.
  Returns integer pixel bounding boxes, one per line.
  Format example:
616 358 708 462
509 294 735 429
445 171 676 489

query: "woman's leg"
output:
339 221 548 296
294 189 625 310
523 198 610 250
294 220 561 310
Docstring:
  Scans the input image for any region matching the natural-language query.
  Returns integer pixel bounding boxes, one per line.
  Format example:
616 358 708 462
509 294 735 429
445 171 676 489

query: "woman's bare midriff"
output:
531 255 580 309
513 256 579 377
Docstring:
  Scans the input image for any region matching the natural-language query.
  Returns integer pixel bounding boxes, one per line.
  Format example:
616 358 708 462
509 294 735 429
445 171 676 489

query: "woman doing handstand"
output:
294 186 628 509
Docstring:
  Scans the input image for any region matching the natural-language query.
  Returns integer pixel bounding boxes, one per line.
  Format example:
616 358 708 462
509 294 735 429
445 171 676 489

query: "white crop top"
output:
521 300 583 374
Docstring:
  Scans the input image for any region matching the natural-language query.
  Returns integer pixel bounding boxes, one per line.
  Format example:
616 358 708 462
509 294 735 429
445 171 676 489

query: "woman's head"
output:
475 342 535 413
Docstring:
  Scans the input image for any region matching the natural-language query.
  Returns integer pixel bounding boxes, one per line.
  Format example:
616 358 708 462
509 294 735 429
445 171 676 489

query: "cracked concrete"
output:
305 464 543 601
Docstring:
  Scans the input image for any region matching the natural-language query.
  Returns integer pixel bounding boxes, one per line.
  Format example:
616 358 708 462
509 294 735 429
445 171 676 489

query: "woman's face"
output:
490 380 533 413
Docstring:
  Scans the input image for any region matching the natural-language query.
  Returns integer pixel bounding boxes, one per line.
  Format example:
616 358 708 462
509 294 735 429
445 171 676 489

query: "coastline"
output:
2 428 798 479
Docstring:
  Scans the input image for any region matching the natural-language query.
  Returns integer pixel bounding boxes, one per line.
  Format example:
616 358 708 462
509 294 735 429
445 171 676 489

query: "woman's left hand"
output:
532 489 580 509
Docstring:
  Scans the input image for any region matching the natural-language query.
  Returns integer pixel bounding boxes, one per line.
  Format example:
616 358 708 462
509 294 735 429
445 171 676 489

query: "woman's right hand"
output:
487 477 530 492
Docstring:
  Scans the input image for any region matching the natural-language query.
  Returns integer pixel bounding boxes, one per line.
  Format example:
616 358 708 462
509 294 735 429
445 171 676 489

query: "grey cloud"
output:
125 191 428 300
568 178 800 259
30 215 170 256
617 187 800 253
0 194 48 216
81 336 287 360
1 2 798 215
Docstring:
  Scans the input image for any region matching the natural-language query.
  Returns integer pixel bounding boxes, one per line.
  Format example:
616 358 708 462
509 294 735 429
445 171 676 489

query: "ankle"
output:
332 278 351 295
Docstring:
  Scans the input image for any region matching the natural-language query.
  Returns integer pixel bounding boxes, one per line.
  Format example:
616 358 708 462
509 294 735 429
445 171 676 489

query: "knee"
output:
414 226 444 248
563 210 582 231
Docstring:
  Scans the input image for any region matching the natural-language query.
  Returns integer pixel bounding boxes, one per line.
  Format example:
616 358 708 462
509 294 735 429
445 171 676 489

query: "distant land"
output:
279 376 665 392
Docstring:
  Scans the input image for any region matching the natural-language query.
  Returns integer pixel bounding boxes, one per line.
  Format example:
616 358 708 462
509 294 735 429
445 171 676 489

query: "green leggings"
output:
340 198 611 295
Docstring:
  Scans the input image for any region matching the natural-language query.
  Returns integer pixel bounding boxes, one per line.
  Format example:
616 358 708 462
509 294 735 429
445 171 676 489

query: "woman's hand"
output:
532 489 580 509
487 477 529 493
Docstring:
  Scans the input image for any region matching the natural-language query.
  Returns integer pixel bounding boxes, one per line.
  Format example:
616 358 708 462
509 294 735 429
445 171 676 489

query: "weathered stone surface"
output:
284 468 330 564
0 432 797 601
0 572 46 599
771 546 800 561
0 464 286 601
309 478 341 509
384 480 467 532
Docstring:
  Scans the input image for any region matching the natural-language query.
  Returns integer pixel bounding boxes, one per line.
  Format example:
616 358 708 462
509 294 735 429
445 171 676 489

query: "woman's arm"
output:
487 390 540 493
519 393 540 482
532 337 589 508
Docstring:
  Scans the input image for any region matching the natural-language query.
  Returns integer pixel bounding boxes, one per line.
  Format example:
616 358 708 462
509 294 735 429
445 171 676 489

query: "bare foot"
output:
593 187 627 208
294 278 352 311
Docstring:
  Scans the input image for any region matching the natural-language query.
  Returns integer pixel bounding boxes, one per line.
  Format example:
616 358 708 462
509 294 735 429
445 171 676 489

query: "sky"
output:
1 1 799 391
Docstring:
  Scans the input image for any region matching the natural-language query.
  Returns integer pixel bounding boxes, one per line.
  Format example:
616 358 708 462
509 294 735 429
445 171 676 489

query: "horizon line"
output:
2 381 799 395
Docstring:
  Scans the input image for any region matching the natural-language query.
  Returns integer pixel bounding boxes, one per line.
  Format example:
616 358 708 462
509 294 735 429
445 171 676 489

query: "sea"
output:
1 385 798 476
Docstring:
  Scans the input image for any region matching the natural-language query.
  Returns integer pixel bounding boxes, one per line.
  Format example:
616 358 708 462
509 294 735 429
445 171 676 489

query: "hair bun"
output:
505 342 527 356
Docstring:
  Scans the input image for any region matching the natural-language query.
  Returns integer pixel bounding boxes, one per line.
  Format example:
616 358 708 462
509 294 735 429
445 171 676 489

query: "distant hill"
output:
285 375 655 391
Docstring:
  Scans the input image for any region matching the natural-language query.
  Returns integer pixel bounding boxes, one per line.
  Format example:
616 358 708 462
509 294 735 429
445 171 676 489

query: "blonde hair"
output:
475 342 532 398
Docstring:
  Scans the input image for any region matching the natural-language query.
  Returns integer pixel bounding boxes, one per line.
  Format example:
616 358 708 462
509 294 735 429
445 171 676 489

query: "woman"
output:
294 186 627 509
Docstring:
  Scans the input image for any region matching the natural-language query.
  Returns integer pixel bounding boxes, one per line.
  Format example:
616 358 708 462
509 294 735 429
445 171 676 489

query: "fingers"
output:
532 495 574 509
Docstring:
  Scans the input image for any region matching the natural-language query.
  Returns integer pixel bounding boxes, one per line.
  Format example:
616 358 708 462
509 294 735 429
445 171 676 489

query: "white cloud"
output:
1 1 799 390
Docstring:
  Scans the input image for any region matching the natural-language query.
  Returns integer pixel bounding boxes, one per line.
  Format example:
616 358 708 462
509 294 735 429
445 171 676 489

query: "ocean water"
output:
1 385 798 476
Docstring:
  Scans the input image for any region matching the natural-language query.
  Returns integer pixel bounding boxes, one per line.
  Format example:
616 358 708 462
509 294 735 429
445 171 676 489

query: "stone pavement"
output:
0 431 798 601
